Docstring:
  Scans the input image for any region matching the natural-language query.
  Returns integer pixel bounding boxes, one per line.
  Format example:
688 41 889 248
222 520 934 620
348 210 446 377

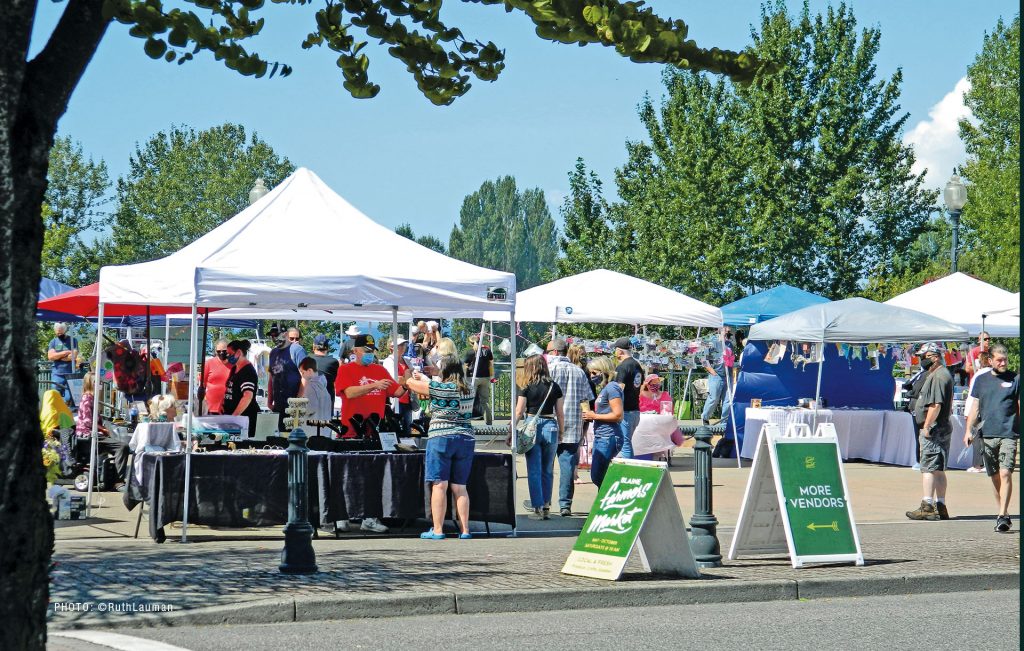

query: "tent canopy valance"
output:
748 297 969 344
98 168 516 315
883 272 1019 338
483 269 722 328
720 284 830 326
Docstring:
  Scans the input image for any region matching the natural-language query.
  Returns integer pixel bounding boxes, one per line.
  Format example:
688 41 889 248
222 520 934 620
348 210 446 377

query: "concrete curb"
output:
50 570 1019 630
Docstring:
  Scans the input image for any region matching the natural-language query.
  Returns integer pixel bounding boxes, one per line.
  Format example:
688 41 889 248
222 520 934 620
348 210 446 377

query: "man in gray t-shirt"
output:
965 344 1019 533
907 343 954 522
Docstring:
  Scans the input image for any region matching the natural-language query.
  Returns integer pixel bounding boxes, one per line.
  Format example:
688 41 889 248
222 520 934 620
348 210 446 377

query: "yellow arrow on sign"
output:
807 521 839 532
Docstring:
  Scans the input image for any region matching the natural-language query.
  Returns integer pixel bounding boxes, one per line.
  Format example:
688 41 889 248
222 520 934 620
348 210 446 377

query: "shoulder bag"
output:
514 381 555 454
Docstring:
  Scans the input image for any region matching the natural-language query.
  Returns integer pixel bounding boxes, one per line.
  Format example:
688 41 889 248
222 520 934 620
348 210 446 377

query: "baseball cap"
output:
393 336 408 346
613 336 632 351
354 334 376 350
313 334 328 347
917 342 941 355
266 323 282 337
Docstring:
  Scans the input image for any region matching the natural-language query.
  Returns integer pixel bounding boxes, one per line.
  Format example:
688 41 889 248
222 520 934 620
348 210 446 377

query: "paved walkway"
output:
48 446 1020 630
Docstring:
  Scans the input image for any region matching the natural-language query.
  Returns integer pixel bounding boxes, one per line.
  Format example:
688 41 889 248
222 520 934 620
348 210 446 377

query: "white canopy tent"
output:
884 273 1019 338
89 167 518 537
749 297 969 427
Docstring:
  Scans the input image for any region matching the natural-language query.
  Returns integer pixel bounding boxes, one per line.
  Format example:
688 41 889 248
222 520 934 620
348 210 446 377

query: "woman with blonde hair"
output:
582 355 624 487
406 354 476 539
515 354 564 519
148 394 178 422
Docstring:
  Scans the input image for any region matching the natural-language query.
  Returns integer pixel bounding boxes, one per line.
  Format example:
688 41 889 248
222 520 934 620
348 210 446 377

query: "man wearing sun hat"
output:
906 342 955 521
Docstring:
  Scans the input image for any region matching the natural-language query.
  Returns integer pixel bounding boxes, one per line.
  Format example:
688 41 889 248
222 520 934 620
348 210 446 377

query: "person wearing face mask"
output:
200 338 232 415
905 352 936 468
222 339 259 438
638 374 671 413
582 356 624 488
612 337 644 459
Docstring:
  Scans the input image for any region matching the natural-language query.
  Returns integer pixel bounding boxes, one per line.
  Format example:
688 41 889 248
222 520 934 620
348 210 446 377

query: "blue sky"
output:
31 1 1018 243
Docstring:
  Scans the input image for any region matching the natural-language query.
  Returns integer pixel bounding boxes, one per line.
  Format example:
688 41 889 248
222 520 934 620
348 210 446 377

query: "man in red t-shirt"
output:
335 334 407 434
201 339 232 414
965 331 991 378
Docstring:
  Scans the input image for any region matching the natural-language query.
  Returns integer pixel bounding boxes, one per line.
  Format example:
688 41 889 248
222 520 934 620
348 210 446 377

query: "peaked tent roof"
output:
99 168 516 315
38 283 206 317
484 269 722 327
720 284 830 326
884 272 1019 337
748 297 968 343
37 277 83 322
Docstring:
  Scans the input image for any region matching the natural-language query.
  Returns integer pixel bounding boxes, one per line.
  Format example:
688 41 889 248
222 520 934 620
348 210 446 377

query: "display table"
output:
741 407 916 466
631 413 682 456
133 451 514 541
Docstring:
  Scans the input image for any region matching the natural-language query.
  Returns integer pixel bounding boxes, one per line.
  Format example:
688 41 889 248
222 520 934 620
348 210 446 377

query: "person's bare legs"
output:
930 470 947 501
430 481 448 534
451 484 470 535
994 469 1013 516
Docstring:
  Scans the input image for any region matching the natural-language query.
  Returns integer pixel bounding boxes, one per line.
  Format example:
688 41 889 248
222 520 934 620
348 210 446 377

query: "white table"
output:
742 407 916 466
632 413 681 456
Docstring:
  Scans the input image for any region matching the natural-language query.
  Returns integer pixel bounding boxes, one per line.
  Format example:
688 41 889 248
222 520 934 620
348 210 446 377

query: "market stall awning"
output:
720 284 830 326
98 168 516 315
482 269 722 327
36 283 215 318
884 272 1019 337
748 297 968 343
37 277 87 322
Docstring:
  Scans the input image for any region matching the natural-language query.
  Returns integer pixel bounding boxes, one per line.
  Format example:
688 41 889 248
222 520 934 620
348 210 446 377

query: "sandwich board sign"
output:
729 422 864 568
562 458 700 580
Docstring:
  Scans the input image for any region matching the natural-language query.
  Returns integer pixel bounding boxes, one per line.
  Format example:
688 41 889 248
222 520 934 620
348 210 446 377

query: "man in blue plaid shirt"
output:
546 338 595 517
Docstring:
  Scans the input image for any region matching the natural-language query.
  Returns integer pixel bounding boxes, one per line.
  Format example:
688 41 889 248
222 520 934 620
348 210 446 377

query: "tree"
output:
4 2 765 647
41 136 111 285
957 15 1020 291
448 176 557 290
97 124 294 265
395 222 447 254
557 158 613 278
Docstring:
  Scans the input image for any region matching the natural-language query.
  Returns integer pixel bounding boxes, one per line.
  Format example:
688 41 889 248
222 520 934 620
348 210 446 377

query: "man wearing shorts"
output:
906 342 954 521
965 344 1019 532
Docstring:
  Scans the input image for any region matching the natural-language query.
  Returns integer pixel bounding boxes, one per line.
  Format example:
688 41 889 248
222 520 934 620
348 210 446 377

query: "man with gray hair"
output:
545 337 594 516
965 343 1019 532
906 342 954 521
47 322 78 407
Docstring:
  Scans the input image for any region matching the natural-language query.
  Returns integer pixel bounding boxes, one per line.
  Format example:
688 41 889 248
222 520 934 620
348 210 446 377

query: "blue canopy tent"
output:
721 284 830 327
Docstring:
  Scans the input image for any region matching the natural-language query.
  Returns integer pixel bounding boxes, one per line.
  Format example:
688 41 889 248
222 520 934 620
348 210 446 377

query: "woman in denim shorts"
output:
406 354 476 539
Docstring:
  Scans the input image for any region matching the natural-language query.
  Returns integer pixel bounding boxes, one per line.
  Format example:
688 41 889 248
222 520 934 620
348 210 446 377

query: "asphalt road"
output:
51 589 1019 651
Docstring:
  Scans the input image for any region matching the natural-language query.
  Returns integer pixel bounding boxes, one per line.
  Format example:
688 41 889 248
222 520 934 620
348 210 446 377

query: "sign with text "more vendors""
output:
729 423 864 568
562 459 700 580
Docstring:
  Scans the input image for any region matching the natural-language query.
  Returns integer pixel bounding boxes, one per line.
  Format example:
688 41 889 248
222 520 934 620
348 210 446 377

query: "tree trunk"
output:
1 1 110 647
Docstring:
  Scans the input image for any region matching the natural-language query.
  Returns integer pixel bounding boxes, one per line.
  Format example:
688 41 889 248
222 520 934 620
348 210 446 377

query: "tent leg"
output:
681 327 701 420
87 303 105 517
813 350 825 430
390 307 400 380
489 321 495 420
509 317 518 537
722 330 741 469
163 317 171 394
182 303 199 543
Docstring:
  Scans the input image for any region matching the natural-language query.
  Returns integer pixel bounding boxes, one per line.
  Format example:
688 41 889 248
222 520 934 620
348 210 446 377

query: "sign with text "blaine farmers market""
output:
729 422 864 568
562 459 700 580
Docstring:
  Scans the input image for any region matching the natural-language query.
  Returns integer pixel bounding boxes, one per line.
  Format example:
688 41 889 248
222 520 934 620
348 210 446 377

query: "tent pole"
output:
489 321 495 419
390 306 400 382
198 310 210 414
509 316 518 538
182 303 199 543
722 328 741 469
87 302 105 517
813 346 824 431
471 320 485 385
163 316 171 394
145 307 151 394
681 327 701 420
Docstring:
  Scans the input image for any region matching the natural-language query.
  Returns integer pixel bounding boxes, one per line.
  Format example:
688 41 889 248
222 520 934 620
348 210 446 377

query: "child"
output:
299 357 333 421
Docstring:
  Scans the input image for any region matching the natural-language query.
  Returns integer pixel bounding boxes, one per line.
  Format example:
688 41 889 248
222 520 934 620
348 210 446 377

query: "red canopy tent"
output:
36 282 216 317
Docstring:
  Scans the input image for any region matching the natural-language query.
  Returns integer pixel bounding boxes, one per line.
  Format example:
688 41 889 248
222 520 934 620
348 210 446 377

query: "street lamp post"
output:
943 172 967 273
249 178 269 205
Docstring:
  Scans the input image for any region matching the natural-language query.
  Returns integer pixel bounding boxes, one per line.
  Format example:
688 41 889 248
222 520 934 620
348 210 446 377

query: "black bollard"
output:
688 425 722 568
280 427 318 574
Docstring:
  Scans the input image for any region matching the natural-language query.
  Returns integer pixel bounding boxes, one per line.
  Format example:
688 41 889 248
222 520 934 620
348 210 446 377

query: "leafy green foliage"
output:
561 3 936 303
96 123 294 265
101 0 766 106
395 222 447 254
41 137 112 285
957 15 1020 291
448 175 557 290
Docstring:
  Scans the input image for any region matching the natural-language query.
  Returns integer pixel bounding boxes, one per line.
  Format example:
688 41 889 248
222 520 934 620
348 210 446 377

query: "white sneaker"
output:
334 520 351 532
360 517 389 533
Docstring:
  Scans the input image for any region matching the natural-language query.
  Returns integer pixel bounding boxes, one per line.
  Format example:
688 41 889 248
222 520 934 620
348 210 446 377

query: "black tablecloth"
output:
136 451 514 541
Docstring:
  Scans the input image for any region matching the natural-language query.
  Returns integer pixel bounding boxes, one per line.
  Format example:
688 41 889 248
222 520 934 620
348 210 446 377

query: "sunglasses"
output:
288 336 301 341
215 350 228 358
982 337 992 342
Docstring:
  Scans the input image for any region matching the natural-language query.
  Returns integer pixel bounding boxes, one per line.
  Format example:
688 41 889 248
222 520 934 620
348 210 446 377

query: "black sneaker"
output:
995 515 1011 532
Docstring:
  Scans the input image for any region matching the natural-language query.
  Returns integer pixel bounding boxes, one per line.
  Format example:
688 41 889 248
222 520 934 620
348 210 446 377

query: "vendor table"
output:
741 407 916 466
133 451 514 542
631 413 682 457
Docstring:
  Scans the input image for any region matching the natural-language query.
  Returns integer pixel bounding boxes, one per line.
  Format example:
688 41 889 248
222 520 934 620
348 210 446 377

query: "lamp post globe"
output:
943 172 967 273
248 178 269 205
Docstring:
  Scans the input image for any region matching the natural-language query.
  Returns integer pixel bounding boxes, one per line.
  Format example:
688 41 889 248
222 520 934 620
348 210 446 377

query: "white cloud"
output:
903 77 974 188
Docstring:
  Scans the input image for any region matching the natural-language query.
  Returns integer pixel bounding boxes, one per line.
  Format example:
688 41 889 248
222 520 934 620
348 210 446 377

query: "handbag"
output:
514 381 555 454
